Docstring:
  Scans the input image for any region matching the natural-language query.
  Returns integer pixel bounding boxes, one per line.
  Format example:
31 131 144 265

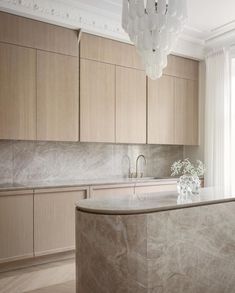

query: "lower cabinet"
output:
34 187 88 256
0 190 34 263
90 182 177 199
0 181 177 264
90 184 135 200
135 182 177 195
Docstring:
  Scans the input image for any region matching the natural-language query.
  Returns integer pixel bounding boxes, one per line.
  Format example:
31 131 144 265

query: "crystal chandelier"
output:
122 0 187 79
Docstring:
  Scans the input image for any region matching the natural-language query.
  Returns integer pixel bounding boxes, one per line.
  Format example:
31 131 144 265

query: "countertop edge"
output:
75 194 235 215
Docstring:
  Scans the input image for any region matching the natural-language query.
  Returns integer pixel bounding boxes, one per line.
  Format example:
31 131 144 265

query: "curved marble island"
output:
76 188 235 293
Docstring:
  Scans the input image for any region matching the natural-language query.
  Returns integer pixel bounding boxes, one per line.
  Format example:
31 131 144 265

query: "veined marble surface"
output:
76 187 235 214
0 177 177 192
76 201 235 293
0 141 183 184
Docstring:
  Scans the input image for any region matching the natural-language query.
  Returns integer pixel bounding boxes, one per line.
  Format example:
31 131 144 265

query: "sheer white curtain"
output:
204 49 232 191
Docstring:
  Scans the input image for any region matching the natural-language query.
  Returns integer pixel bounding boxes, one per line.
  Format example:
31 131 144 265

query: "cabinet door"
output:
34 188 87 256
80 33 143 70
80 59 115 142
0 11 78 56
0 191 34 263
0 43 36 140
135 183 177 195
148 75 175 144
37 51 78 141
90 184 135 200
164 55 199 80
116 66 146 144
175 78 198 145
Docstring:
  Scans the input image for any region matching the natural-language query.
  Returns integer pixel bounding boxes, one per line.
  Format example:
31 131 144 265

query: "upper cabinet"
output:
80 33 199 146
164 55 199 80
148 75 175 145
0 12 79 142
80 33 143 70
148 57 199 146
175 78 199 145
116 66 146 144
0 42 36 140
80 33 146 144
80 59 115 143
0 11 78 56
37 51 79 141
0 13 199 146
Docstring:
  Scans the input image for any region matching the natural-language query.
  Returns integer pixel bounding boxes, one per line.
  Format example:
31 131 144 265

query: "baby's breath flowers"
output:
171 159 205 177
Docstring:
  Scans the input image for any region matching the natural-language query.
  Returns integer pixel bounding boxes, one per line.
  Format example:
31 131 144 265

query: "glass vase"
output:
177 174 201 196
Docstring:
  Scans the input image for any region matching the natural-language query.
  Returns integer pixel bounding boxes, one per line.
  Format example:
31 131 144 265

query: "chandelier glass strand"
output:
122 0 187 79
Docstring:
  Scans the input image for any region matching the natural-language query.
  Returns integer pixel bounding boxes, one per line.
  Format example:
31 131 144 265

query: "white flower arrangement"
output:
171 159 205 178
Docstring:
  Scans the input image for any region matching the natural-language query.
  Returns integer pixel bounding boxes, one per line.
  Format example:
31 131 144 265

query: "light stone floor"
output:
27 281 75 293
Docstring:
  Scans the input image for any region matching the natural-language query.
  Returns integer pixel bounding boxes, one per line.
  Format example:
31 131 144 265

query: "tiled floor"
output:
27 281 75 293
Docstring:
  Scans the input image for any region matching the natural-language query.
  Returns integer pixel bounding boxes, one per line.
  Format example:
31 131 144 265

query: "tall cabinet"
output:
0 11 79 142
148 56 199 145
80 33 147 144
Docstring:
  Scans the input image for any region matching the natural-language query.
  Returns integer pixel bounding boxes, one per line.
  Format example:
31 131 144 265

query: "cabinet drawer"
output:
135 183 177 195
90 184 135 200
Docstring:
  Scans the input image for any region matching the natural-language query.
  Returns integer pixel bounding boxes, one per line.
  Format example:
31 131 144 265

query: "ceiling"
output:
1 0 235 58
57 0 235 41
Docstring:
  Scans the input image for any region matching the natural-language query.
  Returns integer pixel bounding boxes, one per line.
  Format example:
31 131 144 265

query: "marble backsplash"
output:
0 141 183 184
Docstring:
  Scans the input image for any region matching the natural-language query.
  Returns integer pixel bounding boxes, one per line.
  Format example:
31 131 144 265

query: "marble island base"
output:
76 201 235 293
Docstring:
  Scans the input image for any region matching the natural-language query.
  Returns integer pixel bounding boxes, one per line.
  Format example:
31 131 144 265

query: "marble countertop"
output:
76 187 235 214
0 177 177 192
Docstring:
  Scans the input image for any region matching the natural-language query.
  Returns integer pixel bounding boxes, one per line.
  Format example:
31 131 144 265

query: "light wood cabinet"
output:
148 75 198 145
0 11 78 56
175 78 199 145
80 59 115 143
80 33 143 70
90 181 177 199
135 182 177 195
164 55 199 80
0 190 34 263
148 75 175 144
116 66 146 144
34 187 88 256
0 42 36 140
90 184 135 200
36 51 79 141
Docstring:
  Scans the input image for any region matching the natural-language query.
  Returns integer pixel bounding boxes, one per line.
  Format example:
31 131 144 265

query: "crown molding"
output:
0 0 205 59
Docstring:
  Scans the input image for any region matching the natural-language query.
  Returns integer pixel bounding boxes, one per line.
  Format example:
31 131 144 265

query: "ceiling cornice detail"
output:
0 0 205 59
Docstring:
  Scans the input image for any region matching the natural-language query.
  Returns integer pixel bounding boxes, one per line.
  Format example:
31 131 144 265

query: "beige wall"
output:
184 60 206 162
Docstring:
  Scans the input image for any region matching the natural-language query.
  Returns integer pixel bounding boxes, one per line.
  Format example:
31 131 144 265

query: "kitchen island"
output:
76 188 235 293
